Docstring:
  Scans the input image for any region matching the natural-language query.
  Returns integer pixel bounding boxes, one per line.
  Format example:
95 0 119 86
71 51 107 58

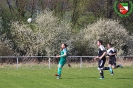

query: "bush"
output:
2 12 133 57
72 19 133 56
35 10 72 55
5 10 72 56
0 19 15 63
0 17 2 30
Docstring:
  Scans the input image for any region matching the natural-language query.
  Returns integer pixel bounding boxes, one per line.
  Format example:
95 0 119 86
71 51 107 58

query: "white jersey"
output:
107 47 115 55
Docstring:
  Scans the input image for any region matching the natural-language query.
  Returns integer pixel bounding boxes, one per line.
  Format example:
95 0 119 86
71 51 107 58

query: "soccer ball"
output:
27 18 32 23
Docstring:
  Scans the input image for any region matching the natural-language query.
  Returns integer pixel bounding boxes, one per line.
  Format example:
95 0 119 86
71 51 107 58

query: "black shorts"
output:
109 57 116 66
109 60 116 66
98 59 106 68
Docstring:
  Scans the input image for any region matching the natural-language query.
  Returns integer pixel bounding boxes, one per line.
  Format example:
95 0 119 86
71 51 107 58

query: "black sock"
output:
100 70 104 78
116 65 120 68
111 70 114 74
104 67 109 70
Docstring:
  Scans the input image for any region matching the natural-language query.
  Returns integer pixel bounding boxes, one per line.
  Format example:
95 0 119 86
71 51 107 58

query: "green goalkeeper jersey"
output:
59 48 67 65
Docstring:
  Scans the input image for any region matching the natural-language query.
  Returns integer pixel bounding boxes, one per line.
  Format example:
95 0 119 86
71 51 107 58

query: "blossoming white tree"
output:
9 10 72 56
72 19 133 56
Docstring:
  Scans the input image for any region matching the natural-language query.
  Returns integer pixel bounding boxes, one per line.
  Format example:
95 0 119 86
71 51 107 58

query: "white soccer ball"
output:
27 18 32 23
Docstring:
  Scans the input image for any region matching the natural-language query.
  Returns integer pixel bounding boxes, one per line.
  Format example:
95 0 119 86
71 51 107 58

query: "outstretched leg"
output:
104 66 114 75
116 64 123 68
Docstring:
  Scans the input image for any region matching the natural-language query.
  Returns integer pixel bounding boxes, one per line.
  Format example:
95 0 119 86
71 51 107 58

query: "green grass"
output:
0 65 133 88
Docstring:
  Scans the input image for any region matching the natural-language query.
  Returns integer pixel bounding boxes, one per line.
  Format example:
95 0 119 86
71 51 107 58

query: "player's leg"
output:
116 64 123 68
103 61 113 75
56 61 65 79
55 62 62 79
110 67 114 75
112 60 116 69
109 61 114 75
112 65 115 69
116 63 123 68
99 68 104 79
104 64 110 70
58 64 62 75
113 60 123 68
98 60 104 79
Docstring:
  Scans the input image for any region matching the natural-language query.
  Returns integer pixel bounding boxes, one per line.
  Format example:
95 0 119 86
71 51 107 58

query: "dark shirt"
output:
98 45 106 60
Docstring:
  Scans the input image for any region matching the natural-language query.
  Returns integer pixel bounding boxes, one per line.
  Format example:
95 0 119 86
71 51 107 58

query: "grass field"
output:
0 64 133 88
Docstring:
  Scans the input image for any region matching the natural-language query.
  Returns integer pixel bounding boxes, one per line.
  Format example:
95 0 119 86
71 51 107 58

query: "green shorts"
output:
59 60 66 67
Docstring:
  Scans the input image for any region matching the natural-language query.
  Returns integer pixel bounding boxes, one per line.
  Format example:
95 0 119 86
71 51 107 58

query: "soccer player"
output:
55 43 69 79
94 40 113 79
107 43 123 75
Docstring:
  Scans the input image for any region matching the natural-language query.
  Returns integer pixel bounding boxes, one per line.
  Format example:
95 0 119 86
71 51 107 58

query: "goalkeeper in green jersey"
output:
55 43 70 79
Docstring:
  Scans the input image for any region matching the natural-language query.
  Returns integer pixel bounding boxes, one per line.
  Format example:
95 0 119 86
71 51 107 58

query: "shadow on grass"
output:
116 77 133 79
64 76 97 79
62 77 133 80
107 77 133 80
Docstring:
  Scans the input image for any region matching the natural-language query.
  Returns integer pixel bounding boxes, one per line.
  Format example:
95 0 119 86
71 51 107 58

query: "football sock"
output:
116 65 119 68
104 67 109 70
109 67 113 74
111 70 114 75
100 70 104 78
116 64 121 68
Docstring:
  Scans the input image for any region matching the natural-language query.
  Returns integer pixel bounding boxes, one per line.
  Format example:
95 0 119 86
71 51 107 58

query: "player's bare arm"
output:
109 53 116 56
99 52 106 60
94 56 99 60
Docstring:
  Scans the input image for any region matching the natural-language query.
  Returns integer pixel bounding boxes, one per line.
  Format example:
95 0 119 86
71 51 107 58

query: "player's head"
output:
97 40 103 46
107 43 112 49
61 43 68 49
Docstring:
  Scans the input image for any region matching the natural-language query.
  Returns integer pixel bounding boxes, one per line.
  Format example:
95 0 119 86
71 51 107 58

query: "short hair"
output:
97 40 103 45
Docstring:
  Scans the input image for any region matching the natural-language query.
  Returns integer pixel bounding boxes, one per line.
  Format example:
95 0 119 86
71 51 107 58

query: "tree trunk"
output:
107 0 113 18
